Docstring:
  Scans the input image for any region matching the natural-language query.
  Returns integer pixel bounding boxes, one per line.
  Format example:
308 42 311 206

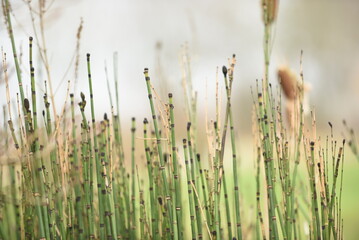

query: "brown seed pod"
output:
262 0 279 25
277 65 298 100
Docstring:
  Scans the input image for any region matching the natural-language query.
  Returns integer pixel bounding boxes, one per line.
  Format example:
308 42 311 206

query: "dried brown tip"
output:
24 98 30 111
277 65 298 100
222 66 227 76
80 92 85 101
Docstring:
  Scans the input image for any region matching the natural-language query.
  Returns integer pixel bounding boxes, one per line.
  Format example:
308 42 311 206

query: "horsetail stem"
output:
187 122 203 238
183 138 197 240
258 92 279 240
4 0 27 131
168 93 182 239
86 53 105 239
213 121 221 239
143 118 159 239
222 170 233 240
222 65 243 240
70 93 85 239
144 68 173 234
131 117 137 239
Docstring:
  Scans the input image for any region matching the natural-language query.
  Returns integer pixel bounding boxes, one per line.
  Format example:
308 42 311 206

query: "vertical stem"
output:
86 54 104 239
168 93 182 239
143 118 159 239
131 117 137 239
4 0 27 133
183 139 197 240
144 68 173 234
223 67 243 240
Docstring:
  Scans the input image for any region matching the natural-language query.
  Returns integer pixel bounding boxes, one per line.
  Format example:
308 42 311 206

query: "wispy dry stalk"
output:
73 18 83 94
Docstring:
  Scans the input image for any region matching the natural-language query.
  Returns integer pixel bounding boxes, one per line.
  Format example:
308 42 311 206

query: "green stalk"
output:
328 147 343 238
223 66 243 240
70 93 85 239
138 173 145 239
104 115 118 239
99 120 113 239
309 142 321 239
78 94 95 238
213 121 221 239
169 93 182 238
256 147 266 240
187 122 203 238
222 170 233 240
29 36 52 239
112 115 125 238
258 93 279 240
86 53 105 239
144 68 173 233
196 153 210 235
143 118 159 239
112 55 126 234
4 0 27 132
131 117 137 239
183 139 197 240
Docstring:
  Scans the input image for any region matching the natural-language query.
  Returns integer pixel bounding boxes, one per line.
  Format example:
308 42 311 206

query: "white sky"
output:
1 0 359 133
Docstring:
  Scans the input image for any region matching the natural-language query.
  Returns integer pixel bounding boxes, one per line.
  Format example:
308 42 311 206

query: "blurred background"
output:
1 0 359 238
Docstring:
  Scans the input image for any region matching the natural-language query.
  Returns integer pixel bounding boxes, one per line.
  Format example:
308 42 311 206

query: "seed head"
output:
262 0 278 25
277 65 298 100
